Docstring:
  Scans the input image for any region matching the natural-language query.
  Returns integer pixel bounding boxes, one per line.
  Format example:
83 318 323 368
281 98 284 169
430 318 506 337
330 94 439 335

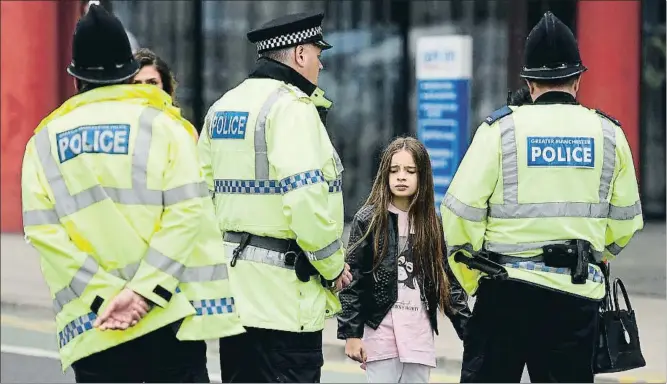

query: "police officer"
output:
197 11 352 383
440 12 643 383
21 5 243 382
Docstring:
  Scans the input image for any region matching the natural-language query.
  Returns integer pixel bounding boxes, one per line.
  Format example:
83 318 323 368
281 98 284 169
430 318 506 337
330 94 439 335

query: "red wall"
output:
0 1 78 233
577 1 641 178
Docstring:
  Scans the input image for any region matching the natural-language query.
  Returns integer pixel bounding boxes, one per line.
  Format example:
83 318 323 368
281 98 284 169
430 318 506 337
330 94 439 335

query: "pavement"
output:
1 223 665 383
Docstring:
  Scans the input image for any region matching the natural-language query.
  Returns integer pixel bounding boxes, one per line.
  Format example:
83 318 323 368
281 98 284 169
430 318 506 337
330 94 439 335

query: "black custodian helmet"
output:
520 11 587 80
67 4 139 84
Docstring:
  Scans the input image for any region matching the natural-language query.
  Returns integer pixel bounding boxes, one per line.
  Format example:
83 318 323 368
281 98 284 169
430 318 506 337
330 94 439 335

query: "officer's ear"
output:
525 79 536 96
572 76 581 95
295 45 306 67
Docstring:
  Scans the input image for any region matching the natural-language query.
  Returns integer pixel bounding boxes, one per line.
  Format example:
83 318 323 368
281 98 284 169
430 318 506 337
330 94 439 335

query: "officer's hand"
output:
94 288 150 330
345 338 366 364
334 263 353 291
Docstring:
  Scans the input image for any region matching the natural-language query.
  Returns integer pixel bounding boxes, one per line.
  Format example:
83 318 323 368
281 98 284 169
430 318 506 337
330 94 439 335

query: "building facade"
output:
0 0 663 232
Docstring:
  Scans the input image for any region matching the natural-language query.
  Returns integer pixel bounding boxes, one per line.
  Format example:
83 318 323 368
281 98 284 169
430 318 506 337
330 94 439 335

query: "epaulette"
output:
484 105 513 125
594 109 621 126
283 83 310 100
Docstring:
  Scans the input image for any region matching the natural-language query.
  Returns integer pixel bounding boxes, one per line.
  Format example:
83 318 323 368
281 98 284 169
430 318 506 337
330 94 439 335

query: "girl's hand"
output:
345 338 367 364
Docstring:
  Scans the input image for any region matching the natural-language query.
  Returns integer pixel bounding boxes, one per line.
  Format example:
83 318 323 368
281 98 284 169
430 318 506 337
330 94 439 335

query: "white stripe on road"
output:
1 344 60 360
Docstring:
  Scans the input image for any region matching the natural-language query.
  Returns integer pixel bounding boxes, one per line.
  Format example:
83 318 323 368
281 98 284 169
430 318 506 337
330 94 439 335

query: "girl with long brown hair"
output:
337 137 471 383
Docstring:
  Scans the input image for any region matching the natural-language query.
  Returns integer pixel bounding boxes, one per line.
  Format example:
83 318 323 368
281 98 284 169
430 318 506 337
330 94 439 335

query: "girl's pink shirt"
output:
361 203 436 367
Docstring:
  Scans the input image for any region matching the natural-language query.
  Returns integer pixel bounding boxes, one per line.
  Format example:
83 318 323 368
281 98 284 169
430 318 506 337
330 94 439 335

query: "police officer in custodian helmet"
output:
441 11 643 383
22 4 244 382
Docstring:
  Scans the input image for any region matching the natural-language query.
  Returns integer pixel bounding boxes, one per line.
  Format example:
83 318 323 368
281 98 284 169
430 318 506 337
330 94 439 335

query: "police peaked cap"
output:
247 11 332 54
67 4 139 84
520 11 587 80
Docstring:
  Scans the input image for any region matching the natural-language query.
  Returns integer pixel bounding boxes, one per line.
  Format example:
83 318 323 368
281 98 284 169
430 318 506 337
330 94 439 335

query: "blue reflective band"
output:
58 312 97 348
191 297 235 316
328 177 342 193
526 136 595 168
56 124 130 163
214 170 327 194
210 111 249 139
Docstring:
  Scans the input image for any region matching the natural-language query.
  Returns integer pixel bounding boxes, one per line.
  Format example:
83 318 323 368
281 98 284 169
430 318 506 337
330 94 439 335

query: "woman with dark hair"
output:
132 48 178 105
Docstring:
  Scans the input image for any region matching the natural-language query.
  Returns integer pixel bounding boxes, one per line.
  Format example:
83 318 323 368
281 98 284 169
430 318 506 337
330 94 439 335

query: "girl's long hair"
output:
348 137 452 313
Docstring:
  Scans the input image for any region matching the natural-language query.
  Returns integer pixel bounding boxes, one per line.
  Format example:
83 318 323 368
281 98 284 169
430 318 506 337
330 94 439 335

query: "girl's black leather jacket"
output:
337 205 472 340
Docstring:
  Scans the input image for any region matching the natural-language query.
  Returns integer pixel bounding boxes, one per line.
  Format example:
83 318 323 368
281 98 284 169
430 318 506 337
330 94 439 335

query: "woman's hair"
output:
133 48 178 104
507 86 533 106
349 136 452 313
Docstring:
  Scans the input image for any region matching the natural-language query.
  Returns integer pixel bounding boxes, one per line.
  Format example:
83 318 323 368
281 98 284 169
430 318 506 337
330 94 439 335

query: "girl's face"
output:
389 149 418 198
133 65 163 90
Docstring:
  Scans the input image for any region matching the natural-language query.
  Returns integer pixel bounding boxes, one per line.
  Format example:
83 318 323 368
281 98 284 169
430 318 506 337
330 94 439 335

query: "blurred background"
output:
0 2 666 382
1 0 664 229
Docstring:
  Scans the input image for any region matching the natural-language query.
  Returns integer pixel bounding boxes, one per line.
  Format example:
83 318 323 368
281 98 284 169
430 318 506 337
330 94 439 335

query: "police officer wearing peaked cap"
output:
22 3 247 382
200 10 352 384
441 11 643 383
247 11 333 54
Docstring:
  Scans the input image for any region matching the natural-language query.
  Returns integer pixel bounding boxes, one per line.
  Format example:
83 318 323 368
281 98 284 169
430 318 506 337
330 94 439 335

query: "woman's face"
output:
133 64 163 90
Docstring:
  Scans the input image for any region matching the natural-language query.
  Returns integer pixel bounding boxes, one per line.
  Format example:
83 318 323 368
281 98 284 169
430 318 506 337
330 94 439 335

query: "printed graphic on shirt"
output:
526 136 595 168
394 235 422 312
210 111 249 140
396 236 417 290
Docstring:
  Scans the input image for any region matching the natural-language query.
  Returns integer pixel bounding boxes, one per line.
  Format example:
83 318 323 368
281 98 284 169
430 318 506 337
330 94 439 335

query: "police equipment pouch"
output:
542 240 590 284
294 252 335 288
573 240 591 284
294 251 316 283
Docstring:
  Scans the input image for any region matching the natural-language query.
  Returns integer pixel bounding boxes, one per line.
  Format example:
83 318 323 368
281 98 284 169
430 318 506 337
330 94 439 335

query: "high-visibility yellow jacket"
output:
197 63 345 333
21 85 244 371
441 99 643 300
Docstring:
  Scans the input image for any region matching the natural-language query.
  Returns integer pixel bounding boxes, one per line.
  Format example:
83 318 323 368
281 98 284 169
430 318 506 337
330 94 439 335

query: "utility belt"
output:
455 240 599 285
224 231 333 288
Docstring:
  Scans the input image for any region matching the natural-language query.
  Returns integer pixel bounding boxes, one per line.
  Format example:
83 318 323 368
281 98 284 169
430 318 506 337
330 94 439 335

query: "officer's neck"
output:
530 88 576 102
250 57 317 96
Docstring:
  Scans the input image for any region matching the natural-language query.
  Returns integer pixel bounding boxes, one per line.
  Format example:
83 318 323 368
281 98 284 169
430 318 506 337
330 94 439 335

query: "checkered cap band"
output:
256 26 323 52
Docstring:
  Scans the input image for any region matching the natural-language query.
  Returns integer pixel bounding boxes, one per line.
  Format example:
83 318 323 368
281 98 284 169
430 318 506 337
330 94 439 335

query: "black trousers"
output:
219 327 323 383
71 324 209 383
461 279 600 383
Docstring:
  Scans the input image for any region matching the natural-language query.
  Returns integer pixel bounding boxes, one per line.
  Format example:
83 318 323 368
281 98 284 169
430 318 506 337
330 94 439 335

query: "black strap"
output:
224 231 300 254
485 246 597 265
485 252 545 265
90 295 104 314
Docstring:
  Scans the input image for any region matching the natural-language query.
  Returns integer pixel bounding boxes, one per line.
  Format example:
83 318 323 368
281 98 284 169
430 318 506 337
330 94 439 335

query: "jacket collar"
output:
249 57 317 96
33 84 197 140
533 91 578 105
249 57 333 124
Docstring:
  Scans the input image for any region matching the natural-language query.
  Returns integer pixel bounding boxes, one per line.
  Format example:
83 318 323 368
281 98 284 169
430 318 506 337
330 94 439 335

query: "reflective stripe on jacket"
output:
441 101 643 300
21 85 243 370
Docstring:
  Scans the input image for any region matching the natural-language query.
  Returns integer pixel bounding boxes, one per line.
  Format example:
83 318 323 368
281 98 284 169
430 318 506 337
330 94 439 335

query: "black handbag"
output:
594 264 646 374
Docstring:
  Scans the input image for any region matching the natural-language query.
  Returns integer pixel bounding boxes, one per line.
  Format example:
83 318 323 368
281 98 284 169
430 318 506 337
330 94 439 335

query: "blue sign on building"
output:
415 35 473 209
